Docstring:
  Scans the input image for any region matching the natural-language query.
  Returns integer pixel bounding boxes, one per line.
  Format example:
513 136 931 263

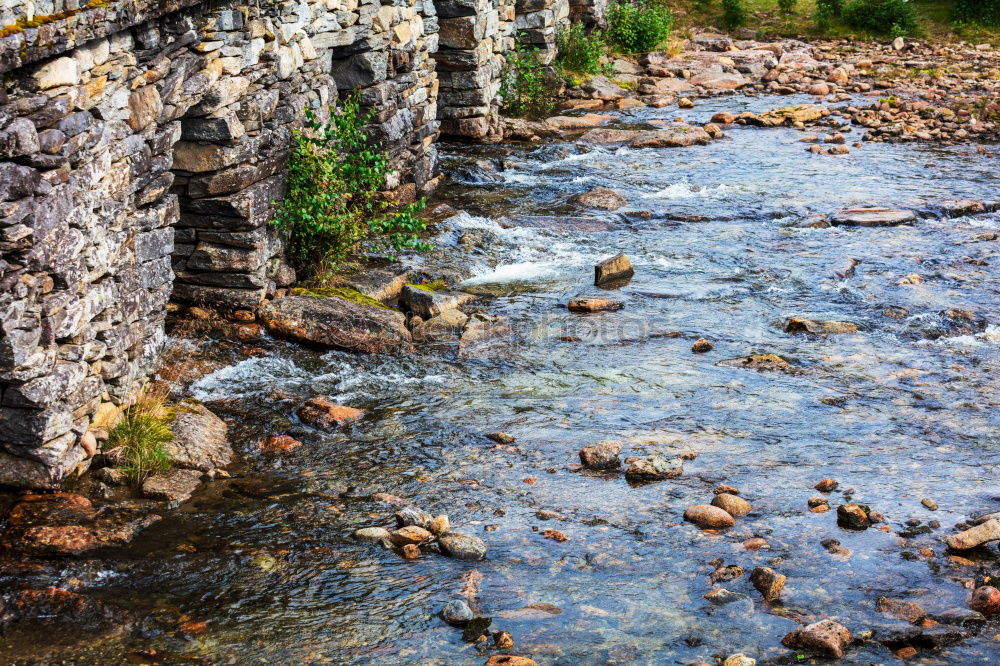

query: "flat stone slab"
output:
400 285 476 318
830 208 917 227
580 124 711 148
342 266 411 302
165 404 232 471
743 104 826 127
142 468 204 505
259 294 411 353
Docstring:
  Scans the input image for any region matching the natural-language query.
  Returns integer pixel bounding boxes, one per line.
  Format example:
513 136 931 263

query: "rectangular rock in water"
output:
595 253 634 286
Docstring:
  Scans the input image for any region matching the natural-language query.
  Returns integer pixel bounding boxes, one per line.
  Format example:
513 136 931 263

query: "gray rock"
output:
441 599 474 626
354 527 392 543
259 295 411 354
400 285 475 319
830 208 917 227
579 440 622 469
164 404 233 472
624 456 682 482
438 532 488 560
946 518 1000 550
396 506 433 529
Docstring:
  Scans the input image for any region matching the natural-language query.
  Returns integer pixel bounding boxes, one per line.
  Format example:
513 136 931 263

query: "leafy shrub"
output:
815 0 844 28
722 0 747 27
954 0 1000 24
842 0 917 35
274 94 428 269
502 40 556 119
778 0 798 13
108 387 173 484
556 23 607 74
606 0 674 53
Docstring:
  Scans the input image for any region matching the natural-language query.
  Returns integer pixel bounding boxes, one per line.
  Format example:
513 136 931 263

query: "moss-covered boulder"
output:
259 293 411 353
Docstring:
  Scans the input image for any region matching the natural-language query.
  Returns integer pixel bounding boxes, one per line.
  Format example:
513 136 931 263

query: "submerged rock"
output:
571 187 627 211
877 597 927 624
782 619 851 658
256 435 302 454
718 353 797 374
0 493 160 556
353 527 391 543
579 440 623 469
141 468 203 505
0 588 132 643
296 398 364 429
439 532 488 561
259 294 411 353
165 403 232 471
625 456 682 482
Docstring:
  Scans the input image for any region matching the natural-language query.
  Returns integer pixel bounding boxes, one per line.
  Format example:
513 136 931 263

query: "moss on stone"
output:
291 286 392 310
406 280 448 293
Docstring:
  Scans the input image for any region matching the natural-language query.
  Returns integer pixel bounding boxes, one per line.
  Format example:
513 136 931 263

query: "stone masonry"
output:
0 0 439 488
0 0 605 488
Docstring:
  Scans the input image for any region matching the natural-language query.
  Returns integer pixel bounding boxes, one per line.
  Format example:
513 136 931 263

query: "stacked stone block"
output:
433 0 514 140
0 0 440 488
514 0 569 65
569 0 605 28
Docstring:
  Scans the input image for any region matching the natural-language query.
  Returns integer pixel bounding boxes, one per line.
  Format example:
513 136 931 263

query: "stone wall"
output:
0 0 439 488
514 0 569 65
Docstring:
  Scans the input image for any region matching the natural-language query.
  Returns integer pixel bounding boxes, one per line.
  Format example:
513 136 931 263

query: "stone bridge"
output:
0 0 603 487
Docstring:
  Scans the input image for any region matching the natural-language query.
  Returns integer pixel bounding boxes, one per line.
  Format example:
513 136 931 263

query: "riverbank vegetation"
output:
107 386 174 485
673 0 1000 41
274 95 429 277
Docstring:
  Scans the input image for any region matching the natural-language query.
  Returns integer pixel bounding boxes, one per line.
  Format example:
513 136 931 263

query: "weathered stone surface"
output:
164 404 232 471
626 456 682 481
400 285 476 319
0 493 160 556
830 208 917 227
781 619 851 658
571 187 627 211
142 468 204 504
296 398 364 429
947 518 1000 550
594 253 633 285
745 105 825 127
259 295 412 354
579 440 622 469
750 567 786 601
785 317 858 335
439 532 488 560
568 297 623 312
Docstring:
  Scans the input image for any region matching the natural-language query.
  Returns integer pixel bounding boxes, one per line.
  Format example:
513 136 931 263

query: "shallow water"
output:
7 96 1000 665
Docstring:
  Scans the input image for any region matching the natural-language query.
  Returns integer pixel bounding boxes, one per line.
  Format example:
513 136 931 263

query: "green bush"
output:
606 0 674 53
556 23 607 74
778 0 798 13
274 94 428 269
842 0 917 35
502 40 556 119
722 0 747 27
815 0 844 28
954 0 1000 24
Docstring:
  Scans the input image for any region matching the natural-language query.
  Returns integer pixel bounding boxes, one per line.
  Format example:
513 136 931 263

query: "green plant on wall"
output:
273 94 429 271
502 40 556 119
556 23 610 75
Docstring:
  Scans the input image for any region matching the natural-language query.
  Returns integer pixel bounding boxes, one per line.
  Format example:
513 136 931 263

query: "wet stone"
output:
568 297 624 312
750 566 786 601
837 503 871 530
877 596 927 624
164 404 232 471
711 493 752 517
916 624 970 648
354 527 391 543
441 599 474 626
691 338 713 353
934 607 987 627
296 398 364 429
579 440 623 469
684 505 736 529
969 585 1000 615
947 518 1000 550
594 253 634 286
625 456 682 482
141 468 203 505
781 619 851 658
830 207 917 227
439 532 488 560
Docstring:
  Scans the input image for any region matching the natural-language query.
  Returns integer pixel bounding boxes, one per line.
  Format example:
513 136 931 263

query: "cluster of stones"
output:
0 0 440 489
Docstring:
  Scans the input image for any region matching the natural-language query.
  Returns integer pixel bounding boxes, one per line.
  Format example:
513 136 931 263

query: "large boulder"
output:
164 403 232 471
744 104 825 127
782 619 851 658
259 293 411 353
580 123 711 148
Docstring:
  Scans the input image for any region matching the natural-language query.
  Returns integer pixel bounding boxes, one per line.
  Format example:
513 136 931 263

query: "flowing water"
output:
6 95 1000 665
